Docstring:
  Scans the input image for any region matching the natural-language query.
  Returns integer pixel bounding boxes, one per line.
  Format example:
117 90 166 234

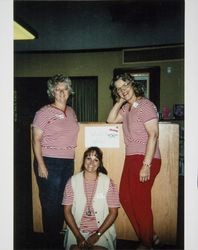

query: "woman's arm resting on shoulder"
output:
32 127 48 178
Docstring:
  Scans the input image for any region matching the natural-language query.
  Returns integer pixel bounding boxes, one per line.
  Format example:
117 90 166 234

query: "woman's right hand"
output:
38 164 48 179
116 96 126 105
107 97 125 124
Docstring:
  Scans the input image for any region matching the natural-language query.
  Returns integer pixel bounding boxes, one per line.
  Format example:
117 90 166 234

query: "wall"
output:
14 51 184 121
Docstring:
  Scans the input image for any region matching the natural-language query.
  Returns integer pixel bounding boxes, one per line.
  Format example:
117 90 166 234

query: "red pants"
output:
119 155 161 247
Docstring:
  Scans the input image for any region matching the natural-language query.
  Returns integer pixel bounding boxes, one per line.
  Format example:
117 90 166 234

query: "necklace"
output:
83 177 98 216
50 103 67 116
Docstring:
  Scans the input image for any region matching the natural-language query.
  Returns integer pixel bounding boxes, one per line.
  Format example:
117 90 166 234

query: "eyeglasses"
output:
116 82 131 94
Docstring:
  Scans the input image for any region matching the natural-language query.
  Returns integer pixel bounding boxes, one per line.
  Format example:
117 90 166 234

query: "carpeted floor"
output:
14 232 181 250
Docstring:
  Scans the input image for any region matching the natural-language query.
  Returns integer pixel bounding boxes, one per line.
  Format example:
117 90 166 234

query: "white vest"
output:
65 172 117 250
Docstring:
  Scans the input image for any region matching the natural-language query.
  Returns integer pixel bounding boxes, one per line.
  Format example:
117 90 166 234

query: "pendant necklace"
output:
84 176 97 217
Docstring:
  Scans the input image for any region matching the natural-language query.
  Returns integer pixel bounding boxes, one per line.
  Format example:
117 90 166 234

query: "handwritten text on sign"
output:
85 126 120 148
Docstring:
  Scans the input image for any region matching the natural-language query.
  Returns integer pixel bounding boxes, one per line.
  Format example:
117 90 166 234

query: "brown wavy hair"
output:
81 147 108 175
110 72 145 100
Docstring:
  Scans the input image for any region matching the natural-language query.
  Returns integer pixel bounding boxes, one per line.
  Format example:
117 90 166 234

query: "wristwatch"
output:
96 231 102 237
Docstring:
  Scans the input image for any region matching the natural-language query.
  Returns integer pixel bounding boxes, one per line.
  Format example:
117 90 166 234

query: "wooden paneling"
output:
152 123 179 244
31 122 179 244
31 131 43 232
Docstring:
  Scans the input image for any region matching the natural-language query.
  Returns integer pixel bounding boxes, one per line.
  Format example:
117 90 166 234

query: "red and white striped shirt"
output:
62 177 120 233
120 98 161 158
32 105 79 158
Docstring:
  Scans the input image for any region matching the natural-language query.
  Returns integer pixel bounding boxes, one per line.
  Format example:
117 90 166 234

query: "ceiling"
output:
14 0 184 52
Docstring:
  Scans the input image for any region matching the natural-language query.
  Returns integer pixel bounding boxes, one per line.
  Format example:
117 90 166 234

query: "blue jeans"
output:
34 157 74 238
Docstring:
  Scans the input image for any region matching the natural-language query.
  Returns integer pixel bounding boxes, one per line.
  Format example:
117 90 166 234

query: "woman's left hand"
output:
86 233 100 247
139 165 150 182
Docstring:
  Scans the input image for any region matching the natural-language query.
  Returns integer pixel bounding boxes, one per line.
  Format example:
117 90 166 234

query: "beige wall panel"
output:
31 122 179 244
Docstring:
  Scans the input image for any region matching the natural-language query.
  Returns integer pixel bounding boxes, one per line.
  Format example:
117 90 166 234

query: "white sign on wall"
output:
85 126 120 148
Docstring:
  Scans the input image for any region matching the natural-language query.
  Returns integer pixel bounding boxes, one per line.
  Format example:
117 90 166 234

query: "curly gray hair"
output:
47 74 74 101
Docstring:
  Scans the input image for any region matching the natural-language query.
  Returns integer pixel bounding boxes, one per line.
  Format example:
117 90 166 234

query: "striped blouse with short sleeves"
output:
119 97 161 158
32 105 79 159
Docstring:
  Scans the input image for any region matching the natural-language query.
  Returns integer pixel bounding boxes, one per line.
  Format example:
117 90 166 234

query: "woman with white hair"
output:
32 74 79 247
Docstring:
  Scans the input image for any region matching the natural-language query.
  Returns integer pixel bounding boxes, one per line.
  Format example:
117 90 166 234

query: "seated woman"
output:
62 146 120 250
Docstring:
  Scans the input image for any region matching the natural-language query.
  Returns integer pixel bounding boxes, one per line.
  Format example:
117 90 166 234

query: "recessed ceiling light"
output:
14 21 36 40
